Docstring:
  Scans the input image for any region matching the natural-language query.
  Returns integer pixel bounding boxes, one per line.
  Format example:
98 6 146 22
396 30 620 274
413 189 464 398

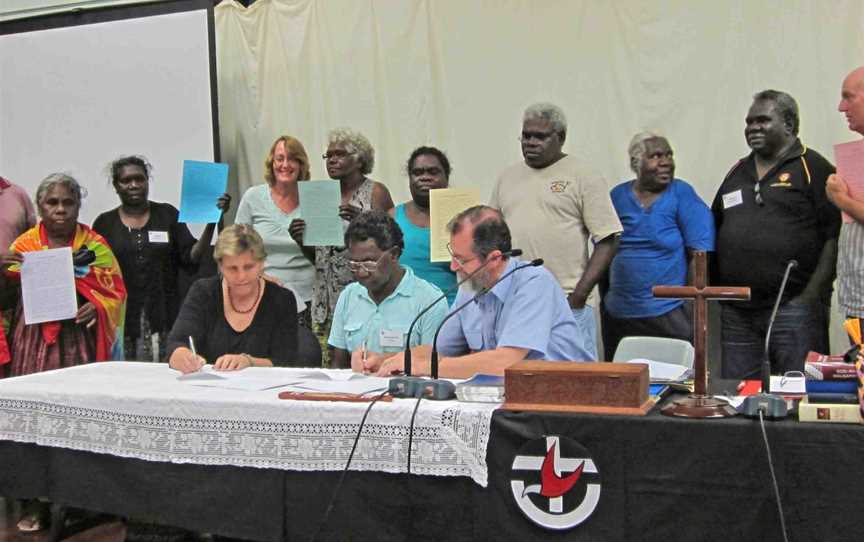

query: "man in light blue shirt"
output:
364 205 590 378
328 211 447 368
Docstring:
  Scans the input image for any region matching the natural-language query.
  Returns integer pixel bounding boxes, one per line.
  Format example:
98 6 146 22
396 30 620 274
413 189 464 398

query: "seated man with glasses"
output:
327 210 447 368
362 205 590 378
711 89 839 379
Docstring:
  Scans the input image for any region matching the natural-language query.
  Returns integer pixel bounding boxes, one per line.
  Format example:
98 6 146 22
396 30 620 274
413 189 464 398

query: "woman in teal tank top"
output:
392 146 457 305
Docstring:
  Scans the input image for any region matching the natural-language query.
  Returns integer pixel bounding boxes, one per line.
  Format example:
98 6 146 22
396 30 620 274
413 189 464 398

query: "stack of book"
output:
799 352 862 423
455 374 505 403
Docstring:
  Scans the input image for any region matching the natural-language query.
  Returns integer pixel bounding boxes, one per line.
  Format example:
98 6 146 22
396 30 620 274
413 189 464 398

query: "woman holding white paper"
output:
288 128 394 361
235 135 314 326
166 224 299 373
0 173 127 381
93 155 230 362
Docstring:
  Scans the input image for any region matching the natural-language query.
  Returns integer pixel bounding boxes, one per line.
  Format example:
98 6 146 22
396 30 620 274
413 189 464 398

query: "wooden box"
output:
503 361 652 416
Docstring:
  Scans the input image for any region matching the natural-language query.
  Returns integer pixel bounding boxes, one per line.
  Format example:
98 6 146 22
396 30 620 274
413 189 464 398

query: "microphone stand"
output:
742 260 798 420
429 258 544 379
403 248 522 375
388 249 522 400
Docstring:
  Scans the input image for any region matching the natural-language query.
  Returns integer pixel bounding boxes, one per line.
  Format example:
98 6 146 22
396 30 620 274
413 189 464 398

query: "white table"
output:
0 362 497 486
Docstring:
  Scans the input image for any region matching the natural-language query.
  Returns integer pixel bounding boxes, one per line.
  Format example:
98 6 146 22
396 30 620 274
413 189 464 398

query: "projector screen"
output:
0 0 218 225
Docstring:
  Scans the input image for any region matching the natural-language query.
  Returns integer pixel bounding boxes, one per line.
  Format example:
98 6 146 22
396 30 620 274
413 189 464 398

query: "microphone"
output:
742 259 798 420
402 248 522 375
761 259 798 393
428 257 543 379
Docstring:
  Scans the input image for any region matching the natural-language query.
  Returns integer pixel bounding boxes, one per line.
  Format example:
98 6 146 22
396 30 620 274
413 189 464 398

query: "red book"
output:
804 352 858 380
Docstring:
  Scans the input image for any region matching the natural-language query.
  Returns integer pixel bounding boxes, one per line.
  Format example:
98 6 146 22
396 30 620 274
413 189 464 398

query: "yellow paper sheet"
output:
429 188 481 262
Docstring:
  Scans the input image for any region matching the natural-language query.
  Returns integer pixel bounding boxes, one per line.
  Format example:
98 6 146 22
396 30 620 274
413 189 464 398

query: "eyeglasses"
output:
754 181 764 206
446 242 479 268
348 247 394 274
322 150 352 160
409 167 444 177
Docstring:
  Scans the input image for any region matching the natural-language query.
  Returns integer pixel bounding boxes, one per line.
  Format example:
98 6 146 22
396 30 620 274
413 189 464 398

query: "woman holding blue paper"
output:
235 135 316 326
92 155 230 362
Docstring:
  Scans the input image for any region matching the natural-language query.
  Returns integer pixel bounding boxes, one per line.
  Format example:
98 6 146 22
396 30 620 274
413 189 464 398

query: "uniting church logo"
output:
509 435 601 530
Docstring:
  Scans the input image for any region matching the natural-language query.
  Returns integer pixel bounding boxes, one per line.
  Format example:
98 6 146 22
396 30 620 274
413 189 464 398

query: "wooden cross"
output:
652 250 750 418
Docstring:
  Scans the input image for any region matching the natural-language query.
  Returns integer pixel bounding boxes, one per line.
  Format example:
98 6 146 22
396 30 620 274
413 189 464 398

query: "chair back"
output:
292 324 323 367
612 336 694 370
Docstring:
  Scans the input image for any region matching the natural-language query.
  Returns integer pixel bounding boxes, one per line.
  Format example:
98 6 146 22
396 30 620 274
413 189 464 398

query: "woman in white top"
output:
235 135 314 326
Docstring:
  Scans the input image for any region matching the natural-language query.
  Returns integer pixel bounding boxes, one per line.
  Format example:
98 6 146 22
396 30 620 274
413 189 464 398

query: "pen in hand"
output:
188 336 203 372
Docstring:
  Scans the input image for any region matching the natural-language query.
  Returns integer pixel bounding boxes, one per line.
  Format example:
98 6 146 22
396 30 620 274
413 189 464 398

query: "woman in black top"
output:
92 155 229 361
167 224 299 372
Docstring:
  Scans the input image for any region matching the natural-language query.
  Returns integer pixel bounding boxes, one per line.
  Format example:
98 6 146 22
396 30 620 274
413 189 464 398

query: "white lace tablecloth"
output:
0 363 498 486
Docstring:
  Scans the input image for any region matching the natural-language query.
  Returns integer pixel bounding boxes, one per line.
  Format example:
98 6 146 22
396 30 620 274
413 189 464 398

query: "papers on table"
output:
177 366 389 395
287 370 390 395
178 160 229 223
178 366 304 391
20 247 77 325
625 358 690 383
298 180 343 246
429 188 481 262
834 139 864 224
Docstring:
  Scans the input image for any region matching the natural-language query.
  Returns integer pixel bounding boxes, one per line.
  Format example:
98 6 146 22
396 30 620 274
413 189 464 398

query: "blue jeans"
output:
572 305 598 361
720 301 829 379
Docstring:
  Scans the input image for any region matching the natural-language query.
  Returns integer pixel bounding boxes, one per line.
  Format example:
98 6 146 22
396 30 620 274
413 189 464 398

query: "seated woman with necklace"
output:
167 224 299 373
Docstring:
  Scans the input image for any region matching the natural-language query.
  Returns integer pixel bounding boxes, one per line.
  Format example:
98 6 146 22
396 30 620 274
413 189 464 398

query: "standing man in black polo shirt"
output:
712 90 840 379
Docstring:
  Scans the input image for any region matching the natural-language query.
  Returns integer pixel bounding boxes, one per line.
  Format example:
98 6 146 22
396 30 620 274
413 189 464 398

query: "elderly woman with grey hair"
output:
289 128 393 358
601 132 714 359
0 173 127 532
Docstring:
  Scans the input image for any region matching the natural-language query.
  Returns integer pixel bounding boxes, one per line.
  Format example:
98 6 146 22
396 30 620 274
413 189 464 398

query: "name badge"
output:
722 190 743 209
380 329 404 348
148 231 169 243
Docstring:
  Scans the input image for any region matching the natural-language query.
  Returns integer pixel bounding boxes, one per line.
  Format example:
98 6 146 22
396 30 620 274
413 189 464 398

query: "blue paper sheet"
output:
178 160 228 223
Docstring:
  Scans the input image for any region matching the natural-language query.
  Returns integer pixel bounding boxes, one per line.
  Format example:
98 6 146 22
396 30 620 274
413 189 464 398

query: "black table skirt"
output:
1 406 862 541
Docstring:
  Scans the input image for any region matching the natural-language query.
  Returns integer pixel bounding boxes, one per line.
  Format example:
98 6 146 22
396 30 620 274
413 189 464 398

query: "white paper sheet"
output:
177 366 305 391
20 247 77 325
625 359 689 382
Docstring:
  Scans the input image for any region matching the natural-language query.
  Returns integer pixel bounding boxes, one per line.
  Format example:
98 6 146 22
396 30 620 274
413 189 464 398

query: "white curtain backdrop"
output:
215 0 864 206
214 0 864 351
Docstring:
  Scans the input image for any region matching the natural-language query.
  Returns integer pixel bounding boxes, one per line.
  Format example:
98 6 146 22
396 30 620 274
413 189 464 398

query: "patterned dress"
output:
311 178 373 328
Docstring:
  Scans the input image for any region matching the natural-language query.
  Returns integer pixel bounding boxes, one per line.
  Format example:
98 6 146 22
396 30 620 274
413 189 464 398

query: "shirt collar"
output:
484 257 520 303
356 266 416 305
744 137 805 168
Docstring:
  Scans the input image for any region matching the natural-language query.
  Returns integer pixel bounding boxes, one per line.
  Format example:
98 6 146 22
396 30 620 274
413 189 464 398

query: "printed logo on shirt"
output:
549 181 569 193
770 172 793 188
509 435 601 531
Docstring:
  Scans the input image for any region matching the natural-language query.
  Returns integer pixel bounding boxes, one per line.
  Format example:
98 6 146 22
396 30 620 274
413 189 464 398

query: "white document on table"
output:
20 247 77 325
178 366 305 391
625 359 689 382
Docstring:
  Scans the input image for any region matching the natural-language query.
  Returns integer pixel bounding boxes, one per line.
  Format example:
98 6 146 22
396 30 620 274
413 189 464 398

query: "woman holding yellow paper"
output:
392 146 457 305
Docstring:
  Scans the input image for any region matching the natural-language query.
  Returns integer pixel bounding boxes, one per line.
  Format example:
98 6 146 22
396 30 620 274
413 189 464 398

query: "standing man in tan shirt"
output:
490 103 622 360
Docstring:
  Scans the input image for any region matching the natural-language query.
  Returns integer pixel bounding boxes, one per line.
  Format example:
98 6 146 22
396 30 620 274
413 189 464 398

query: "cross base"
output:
661 394 737 418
